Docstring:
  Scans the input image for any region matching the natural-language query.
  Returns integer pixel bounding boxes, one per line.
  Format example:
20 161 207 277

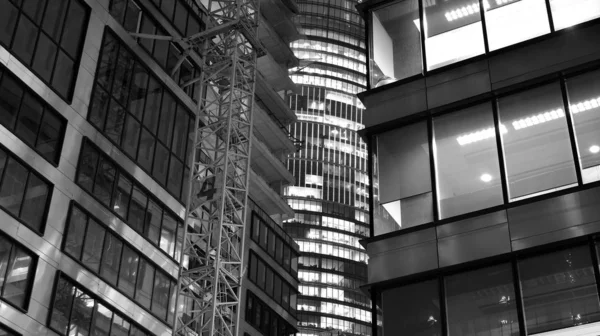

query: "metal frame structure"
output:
132 0 263 335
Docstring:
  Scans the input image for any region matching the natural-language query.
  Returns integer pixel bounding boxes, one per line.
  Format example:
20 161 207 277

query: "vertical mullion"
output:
367 135 375 239
544 0 556 32
478 0 490 53
427 118 439 221
418 0 428 74
493 100 510 204
587 237 600 307
115 237 126 292
0 243 14 297
560 78 584 186
511 259 527 336
17 171 32 218
439 277 448 336
65 278 78 335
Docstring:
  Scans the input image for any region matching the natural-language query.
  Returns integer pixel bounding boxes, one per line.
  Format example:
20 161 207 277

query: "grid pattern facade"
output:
287 0 372 335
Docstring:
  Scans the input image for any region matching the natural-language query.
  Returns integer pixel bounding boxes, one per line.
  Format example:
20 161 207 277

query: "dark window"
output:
0 235 35 309
49 276 75 335
0 0 89 100
117 245 139 298
76 140 184 261
82 219 105 273
382 280 441 336
0 68 66 164
64 205 87 260
519 246 600 334
0 147 52 232
446 263 520 336
135 258 154 309
151 271 169 320
99 233 123 286
90 303 112 336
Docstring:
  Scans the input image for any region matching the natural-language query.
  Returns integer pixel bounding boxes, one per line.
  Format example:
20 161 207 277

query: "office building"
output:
284 0 373 335
355 0 600 335
0 0 299 335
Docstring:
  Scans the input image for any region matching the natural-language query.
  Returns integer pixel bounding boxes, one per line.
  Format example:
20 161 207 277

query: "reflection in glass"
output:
424 0 485 70
550 0 600 30
374 122 432 235
370 0 422 88
434 103 503 218
484 0 550 51
446 263 519 336
567 69 600 183
519 246 600 334
382 280 441 336
498 82 577 201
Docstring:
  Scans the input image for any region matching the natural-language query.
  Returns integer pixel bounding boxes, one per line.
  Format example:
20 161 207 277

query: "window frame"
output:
0 0 91 102
61 201 178 327
0 230 38 313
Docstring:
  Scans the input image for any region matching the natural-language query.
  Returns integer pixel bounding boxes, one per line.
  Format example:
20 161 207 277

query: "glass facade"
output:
372 67 600 236
369 0 600 87
287 0 372 335
379 242 600 336
0 232 36 310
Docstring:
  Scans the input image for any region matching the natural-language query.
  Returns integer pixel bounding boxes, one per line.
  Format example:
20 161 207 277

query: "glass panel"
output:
0 1 19 46
145 200 162 245
434 103 504 218
135 258 154 309
12 15 38 64
122 115 141 158
60 0 87 58
0 158 28 216
113 174 132 218
172 107 189 159
89 88 110 130
519 246 600 334
31 33 57 82
69 289 93 336
484 0 550 51
77 144 99 193
167 156 183 196
138 15 156 54
374 122 432 235
96 34 119 90
151 271 169 320
41 0 67 39
370 0 421 88
110 314 130 336
82 219 105 273
20 173 49 231
152 142 168 185
99 233 123 286
446 263 519 336
90 303 112 336
93 158 116 207
117 245 139 298
36 109 63 163
128 186 147 233
65 206 87 260
157 92 175 147
122 0 141 33
105 99 125 145
52 50 75 97
382 280 441 336
15 92 43 146
137 128 155 172
424 0 485 70
566 69 600 183
160 0 176 21
550 0 600 30
128 64 148 121
112 48 134 106
50 277 75 335
22 0 46 23
160 213 176 256
0 71 24 130
0 236 11 290
498 82 577 201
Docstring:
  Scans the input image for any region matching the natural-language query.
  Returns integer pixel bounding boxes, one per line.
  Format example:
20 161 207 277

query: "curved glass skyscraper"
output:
283 1 372 335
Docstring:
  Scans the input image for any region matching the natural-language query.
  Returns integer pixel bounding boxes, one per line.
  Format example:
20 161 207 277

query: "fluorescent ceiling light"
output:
456 124 507 146
590 145 600 154
445 1 490 21
480 173 493 182
512 108 565 130
571 97 600 114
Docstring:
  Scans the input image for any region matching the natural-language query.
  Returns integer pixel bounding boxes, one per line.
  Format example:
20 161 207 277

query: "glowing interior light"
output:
480 173 493 182
571 97 600 114
445 0 490 21
511 108 565 130
456 124 508 145
590 145 600 154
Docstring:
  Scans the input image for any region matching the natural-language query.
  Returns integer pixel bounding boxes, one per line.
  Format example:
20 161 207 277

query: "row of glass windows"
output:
0 0 88 100
297 15 364 39
296 239 369 263
287 225 363 249
290 40 367 63
370 0 600 88
298 270 365 291
299 255 369 281
0 232 35 310
247 251 298 317
297 312 371 336
245 290 297 336
291 74 364 99
145 0 204 37
297 298 371 323
250 211 299 276
298 2 363 26
76 138 184 260
90 29 193 203
109 0 202 101
374 68 600 236
0 324 18 336
286 199 370 226
285 212 369 236
49 274 154 336
62 203 177 325
299 284 370 309
296 63 367 87
381 242 600 336
300 27 366 50
0 146 51 233
0 66 66 165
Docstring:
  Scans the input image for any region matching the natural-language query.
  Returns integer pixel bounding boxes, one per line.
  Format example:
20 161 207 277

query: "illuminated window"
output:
550 0 600 30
